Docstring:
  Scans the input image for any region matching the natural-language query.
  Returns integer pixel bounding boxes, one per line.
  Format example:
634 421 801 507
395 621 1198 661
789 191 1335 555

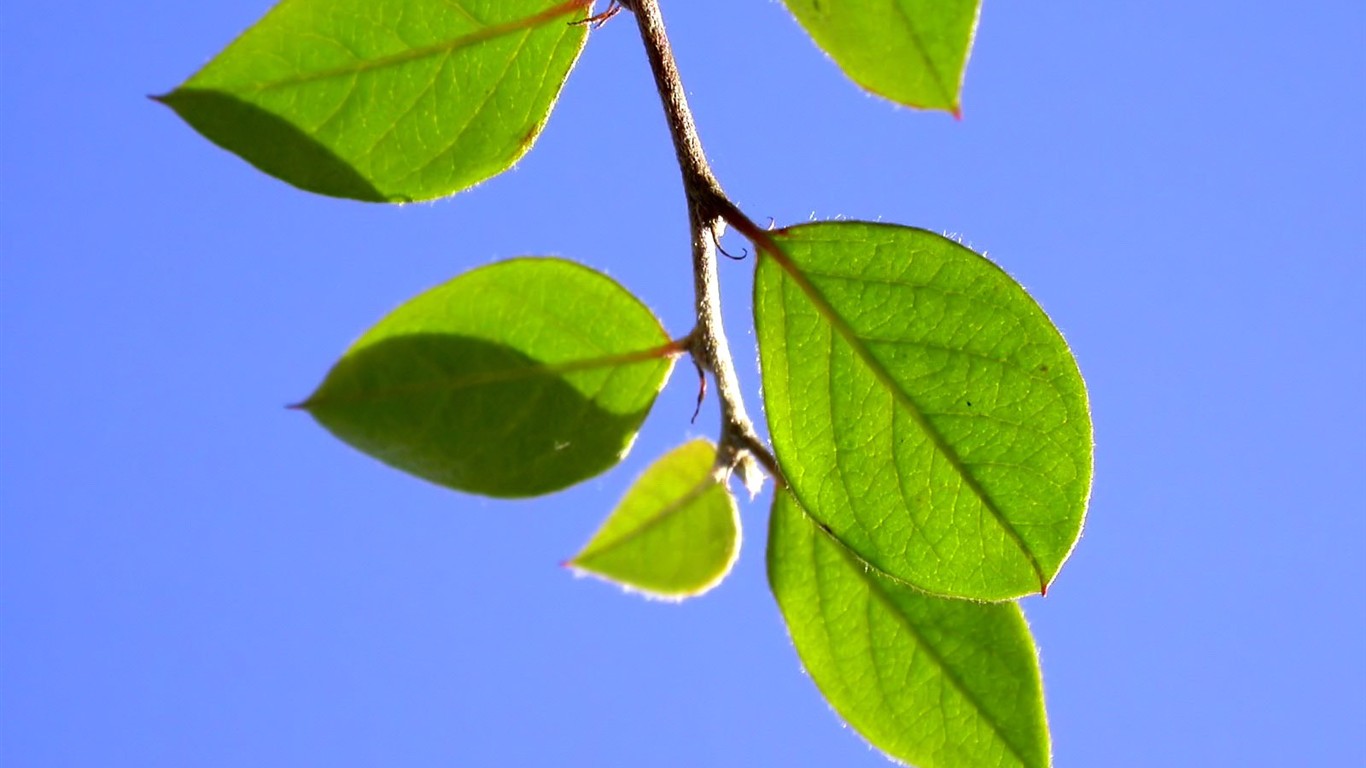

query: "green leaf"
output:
155 0 593 202
780 0 980 113
299 258 674 498
769 491 1050 768
753 222 1091 600
568 439 739 599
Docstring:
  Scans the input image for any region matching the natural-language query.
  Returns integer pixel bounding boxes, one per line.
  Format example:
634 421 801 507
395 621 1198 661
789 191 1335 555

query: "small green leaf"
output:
568 439 739 599
300 258 674 498
769 491 1050 768
156 0 593 202
781 0 980 113
753 222 1091 600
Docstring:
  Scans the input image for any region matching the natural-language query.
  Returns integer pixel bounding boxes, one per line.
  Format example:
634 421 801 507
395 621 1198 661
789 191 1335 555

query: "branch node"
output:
630 0 784 494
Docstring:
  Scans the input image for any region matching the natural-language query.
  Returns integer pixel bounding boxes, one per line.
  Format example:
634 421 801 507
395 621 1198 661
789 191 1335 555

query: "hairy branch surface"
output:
627 0 784 491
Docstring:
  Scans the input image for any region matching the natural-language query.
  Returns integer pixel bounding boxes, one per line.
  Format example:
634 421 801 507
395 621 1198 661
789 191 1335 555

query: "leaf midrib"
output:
300 342 673 409
764 236 1048 593
850 545 1038 767
790 498 1038 768
575 473 720 563
218 0 590 93
889 0 955 109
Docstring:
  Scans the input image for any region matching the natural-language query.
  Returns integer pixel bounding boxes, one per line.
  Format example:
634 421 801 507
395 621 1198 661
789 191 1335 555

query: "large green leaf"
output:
568 439 739 599
781 0 980 113
299 258 674 497
155 0 593 202
769 491 1049 768
753 222 1091 600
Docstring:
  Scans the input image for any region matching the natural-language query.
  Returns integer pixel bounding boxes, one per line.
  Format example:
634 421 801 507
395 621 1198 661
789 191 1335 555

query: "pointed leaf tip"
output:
163 0 592 201
781 0 980 112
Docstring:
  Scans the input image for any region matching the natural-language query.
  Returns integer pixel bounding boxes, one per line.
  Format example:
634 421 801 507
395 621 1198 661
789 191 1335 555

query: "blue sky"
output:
3 1 1363 766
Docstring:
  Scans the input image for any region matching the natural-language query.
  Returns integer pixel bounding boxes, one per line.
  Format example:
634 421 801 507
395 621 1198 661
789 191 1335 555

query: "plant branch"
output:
626 0 784 491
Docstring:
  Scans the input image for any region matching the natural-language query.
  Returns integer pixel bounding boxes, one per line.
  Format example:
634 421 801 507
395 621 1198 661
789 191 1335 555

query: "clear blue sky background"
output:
3 2 1363 766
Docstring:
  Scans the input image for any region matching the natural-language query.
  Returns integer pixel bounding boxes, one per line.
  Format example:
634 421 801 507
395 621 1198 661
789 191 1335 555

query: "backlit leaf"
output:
569 439 739 599
753 222 1091 600
769 491 1050 768
781 0 980 113
156 0 593 202
300 258 674 497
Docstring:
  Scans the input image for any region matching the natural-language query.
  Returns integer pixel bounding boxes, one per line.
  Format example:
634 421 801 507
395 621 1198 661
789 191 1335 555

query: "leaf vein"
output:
237 0 588 93
854 549 1035 767
771 245 1048 592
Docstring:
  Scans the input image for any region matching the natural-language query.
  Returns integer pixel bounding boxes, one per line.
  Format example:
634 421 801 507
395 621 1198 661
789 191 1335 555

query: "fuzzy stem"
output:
627 0 784 488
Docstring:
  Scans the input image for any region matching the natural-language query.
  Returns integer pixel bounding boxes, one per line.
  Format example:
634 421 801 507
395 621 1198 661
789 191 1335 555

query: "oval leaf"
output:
769 491 1050 768
781 0 980 113
155 0 593 202
753 221 1091 600
568 439 739 599
300 258 674 497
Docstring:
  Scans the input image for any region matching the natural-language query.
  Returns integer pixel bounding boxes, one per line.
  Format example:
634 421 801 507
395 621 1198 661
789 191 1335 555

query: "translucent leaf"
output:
753 222 1091 600
781 0 980 113
769 491 1050 768
155 0 593 202
299 258 674 497
568 439 739 599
